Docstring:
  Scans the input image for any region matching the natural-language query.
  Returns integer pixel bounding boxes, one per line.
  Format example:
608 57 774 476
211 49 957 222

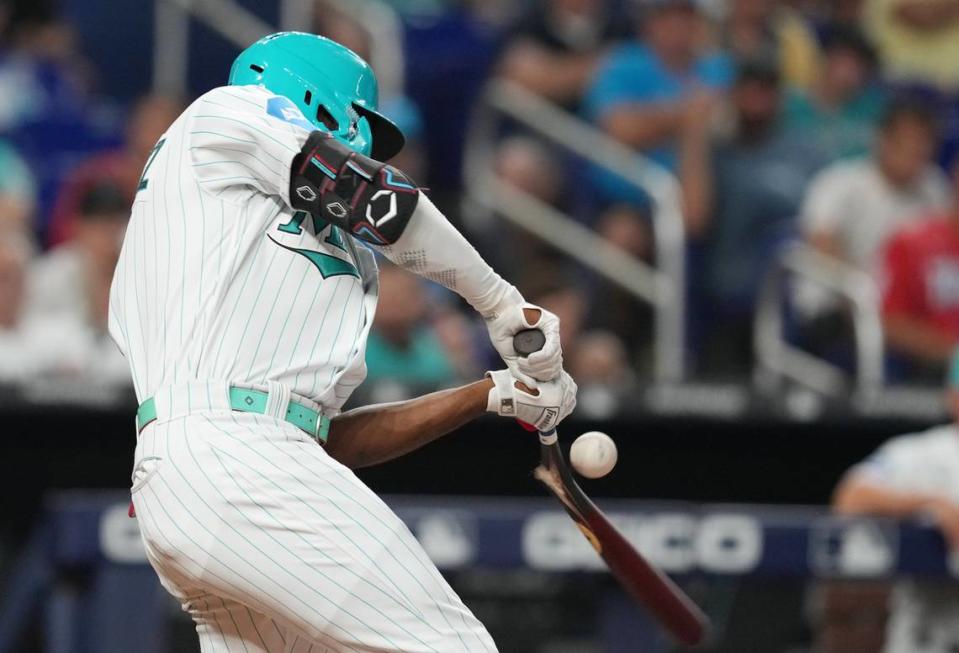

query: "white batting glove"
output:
486 369 577 432
485 302 562 387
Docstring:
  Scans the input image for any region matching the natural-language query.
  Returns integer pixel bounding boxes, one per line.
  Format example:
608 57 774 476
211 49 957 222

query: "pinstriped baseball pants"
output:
131 389 496 652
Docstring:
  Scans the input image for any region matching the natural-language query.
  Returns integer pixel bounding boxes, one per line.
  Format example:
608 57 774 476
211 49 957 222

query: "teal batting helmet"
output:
229 32 405 160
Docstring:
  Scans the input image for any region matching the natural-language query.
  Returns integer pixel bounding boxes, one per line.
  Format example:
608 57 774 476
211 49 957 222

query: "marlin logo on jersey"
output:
269 210 359 279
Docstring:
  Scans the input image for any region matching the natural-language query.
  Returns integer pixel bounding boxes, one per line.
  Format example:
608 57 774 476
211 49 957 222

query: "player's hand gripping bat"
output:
513 328 709 647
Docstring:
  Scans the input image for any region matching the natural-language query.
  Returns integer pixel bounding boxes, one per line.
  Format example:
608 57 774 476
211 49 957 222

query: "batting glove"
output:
486 369 577 432
485 303 562 387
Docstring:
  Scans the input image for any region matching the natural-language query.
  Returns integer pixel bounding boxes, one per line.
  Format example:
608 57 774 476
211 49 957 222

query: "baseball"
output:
570 431 618 479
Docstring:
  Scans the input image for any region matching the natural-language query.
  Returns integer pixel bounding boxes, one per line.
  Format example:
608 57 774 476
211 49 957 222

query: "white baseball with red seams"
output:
570 431 618 479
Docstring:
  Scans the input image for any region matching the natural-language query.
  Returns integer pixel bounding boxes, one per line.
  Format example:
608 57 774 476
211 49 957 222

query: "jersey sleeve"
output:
850 435 927 490
187 85 312 204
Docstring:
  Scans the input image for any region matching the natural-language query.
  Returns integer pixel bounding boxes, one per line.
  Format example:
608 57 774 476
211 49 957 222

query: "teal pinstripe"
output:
188 135 289 166
263 262 311 377
146 421 364 650
244 252 296 380
236 414 477 651
202 417 441 630
189 143 288 170
291 276 348 391
192 115 298 154
207 206 278 372
308 282 362 397
136 481 297 651
175 420 408 649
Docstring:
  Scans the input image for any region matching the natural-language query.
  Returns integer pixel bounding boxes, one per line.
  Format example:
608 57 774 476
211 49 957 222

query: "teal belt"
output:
137 387 331 444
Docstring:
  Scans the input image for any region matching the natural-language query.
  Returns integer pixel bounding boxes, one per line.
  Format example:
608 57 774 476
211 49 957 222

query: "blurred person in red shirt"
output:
46 95 180 247
881 157 959 377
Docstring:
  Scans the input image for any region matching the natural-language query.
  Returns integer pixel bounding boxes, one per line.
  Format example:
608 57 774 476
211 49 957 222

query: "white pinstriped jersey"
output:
109 85 377 410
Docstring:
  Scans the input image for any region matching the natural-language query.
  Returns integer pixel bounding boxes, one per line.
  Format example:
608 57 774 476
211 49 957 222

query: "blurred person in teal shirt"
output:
583 0 732 208
784 25 886 163
365 262 456 388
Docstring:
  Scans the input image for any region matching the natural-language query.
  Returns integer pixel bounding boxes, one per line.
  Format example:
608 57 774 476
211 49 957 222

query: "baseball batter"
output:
108 32 577 652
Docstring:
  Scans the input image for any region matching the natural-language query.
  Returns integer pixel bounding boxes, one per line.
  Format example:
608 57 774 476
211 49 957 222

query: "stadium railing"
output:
754 243 884 399
462 80 687 383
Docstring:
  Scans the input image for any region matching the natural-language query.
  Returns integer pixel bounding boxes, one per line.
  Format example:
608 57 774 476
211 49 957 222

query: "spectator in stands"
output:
801 100 950 276
720 0 822 91
0 229 104 382
26 182 126 335
0 229 34 380
0 138 34 232
312 0 372 62
879 158 959 376
802 0 867 31
568 329 638 417
783 25 885 163
496 0 628 109
865 0 959 94
0 0 92 134
365 263 457 389
690 58 825 372
522 266 642 384
583 0 732 209
484 136 566 277
46 95 180 247
833 347 959 651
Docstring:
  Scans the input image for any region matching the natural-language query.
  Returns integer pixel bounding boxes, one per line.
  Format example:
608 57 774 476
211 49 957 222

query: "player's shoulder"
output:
880 424 959 459
192 84 272 112
191 85 314 132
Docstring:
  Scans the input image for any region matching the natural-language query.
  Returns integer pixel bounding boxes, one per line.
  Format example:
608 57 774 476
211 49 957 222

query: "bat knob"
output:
513 328 546 357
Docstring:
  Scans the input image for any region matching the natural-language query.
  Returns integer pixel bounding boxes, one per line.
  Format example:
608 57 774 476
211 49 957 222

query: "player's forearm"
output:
325 379 494 469
833 476 941 517
499 43 599 102
375 193 523 317
602 105 683 150
678 122 713 238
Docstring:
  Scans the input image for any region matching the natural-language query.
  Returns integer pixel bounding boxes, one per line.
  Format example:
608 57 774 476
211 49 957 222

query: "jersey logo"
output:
266 96 314 131
270 211 359 279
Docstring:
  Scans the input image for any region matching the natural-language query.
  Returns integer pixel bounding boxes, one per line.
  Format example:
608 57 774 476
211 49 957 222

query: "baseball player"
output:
108 32 577 652
834 347 959 652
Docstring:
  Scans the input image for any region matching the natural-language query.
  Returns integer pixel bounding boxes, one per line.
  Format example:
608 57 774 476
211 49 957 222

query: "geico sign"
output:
522 511 762 574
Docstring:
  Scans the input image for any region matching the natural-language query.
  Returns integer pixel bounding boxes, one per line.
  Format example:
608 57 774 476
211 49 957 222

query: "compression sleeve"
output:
374 193 523 318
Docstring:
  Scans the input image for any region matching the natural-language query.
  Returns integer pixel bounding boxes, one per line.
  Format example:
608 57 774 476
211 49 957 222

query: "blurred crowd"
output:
4 0 959 402
487 0 959 389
